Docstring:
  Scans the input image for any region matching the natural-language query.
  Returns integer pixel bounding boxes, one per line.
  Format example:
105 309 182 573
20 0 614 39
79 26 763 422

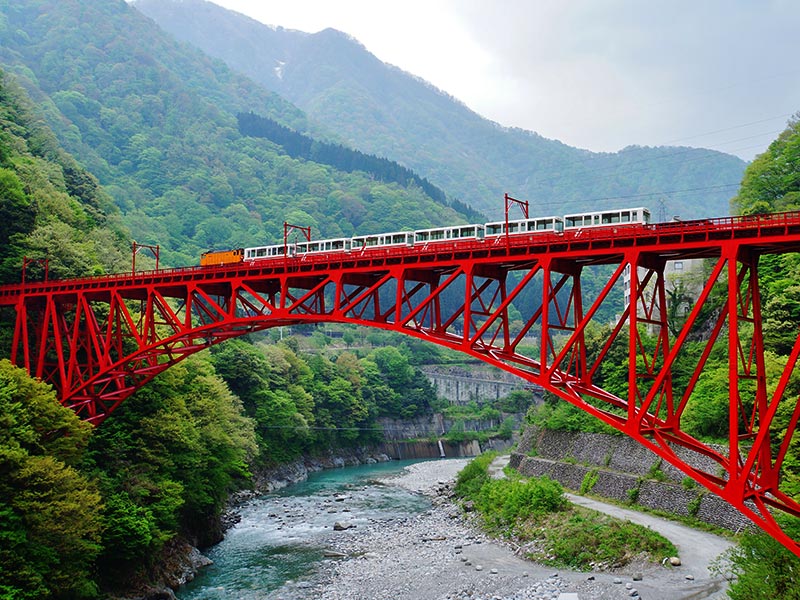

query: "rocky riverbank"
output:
127 455 733 600
112 451 395 600
312 459 732 600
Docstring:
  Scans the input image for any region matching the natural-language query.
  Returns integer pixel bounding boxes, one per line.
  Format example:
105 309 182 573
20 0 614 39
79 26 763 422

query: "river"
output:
176 459 432 600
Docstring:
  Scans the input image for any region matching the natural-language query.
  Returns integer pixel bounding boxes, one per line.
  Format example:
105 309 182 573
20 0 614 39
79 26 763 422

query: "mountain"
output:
0 68 129 285
0 0 470 268
133 0 747 220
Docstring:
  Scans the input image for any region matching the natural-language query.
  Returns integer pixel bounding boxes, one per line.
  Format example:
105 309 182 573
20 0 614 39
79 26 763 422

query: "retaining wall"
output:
510 426 752 533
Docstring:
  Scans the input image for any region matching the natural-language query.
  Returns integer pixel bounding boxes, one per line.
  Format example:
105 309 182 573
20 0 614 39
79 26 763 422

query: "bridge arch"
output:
3 213 800 556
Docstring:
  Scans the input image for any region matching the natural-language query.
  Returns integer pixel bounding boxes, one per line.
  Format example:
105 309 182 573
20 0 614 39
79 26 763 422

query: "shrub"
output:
453 452 496 500
687 493 702 518
476 476 567 531
580 469 600 495
712 515 800 600
540 510 677 570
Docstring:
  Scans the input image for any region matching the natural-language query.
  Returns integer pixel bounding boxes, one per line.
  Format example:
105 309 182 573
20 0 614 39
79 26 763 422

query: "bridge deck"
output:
3 210 800 302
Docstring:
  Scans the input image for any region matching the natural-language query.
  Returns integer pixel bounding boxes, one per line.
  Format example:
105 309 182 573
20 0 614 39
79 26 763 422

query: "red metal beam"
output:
2 211 800 556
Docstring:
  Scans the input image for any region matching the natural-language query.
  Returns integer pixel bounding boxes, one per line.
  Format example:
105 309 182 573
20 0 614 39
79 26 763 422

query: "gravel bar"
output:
305 458 730 600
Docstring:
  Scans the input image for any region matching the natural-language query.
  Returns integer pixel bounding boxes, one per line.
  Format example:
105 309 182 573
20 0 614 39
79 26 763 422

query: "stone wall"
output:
510 426 752 533
421 365 543 406
376 439 482 460
378 414 525 441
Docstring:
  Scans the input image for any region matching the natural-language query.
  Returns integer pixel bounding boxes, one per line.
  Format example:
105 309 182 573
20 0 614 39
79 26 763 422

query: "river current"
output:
176 459 432 599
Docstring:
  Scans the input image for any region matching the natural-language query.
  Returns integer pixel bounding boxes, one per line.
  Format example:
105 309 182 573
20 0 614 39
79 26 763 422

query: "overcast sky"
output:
210 0 799 161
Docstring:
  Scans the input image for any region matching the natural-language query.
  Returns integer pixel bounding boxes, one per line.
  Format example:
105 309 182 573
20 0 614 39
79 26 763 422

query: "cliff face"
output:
510 426 752 532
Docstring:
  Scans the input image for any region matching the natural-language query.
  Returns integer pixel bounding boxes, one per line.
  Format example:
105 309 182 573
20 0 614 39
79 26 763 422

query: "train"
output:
200 207 651 267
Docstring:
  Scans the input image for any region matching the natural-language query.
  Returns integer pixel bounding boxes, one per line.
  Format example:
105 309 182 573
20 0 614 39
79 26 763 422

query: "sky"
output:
209 0 799 161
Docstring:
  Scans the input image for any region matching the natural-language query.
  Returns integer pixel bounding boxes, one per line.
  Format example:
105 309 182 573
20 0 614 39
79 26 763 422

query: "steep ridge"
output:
0 0 470 268
134 0 747 220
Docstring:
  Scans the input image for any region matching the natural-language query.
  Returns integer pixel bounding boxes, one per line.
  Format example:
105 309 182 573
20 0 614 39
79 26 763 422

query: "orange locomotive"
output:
199 248 244 267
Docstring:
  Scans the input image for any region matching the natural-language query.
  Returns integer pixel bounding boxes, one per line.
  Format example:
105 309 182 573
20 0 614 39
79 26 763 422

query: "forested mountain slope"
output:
0 0 469 268
0 69 129 285
134 0 747 220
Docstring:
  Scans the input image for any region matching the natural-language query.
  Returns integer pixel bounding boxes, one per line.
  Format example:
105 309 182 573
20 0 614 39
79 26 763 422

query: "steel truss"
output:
3 212 800 556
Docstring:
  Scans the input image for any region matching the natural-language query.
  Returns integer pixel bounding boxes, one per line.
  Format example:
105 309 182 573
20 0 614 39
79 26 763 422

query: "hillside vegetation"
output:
0 70 128 284
0 0 470 269
135 0 747 220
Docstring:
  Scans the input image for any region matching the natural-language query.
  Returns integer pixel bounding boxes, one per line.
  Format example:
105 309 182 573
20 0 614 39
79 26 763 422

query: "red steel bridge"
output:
2 211 800 557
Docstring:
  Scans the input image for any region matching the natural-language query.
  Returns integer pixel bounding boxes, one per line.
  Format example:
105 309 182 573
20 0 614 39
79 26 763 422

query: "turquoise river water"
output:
176 460 432 600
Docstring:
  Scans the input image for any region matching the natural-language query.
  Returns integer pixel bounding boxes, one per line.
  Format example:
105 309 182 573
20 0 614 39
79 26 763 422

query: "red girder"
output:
3 212 800 555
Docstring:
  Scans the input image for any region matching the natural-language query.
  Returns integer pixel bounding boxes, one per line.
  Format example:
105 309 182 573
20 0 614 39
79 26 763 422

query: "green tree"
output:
86 353 257 577
714 515 800 600
732 114 800 216
0 360 102 599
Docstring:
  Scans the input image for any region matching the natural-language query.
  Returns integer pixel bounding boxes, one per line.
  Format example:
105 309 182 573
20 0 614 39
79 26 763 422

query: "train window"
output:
431 230 445 240
486 223 503 235
621 212 630 223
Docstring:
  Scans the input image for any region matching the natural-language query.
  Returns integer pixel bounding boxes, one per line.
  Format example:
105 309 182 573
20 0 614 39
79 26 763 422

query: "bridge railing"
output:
4 210 800 302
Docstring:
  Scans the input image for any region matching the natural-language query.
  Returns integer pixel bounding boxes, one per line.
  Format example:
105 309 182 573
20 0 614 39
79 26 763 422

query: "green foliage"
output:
495 389 536 414
443 420 487 443
679 364 732 440
453 452 675 570
0 360 102 599
476 475 567 532
0 71 128 285
627 484 641 505
647 461 667 482
496 416 516 440
534 509 677 570
0 1 472 270
100 493 155 563
687 493 702 518
210 338 439 462
732 115 800 216
453 451 496 500
442 401 501 422
580 469 600 495
526 394 618 434
86 354 258 576
712 515 800 600
238 111 458 210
